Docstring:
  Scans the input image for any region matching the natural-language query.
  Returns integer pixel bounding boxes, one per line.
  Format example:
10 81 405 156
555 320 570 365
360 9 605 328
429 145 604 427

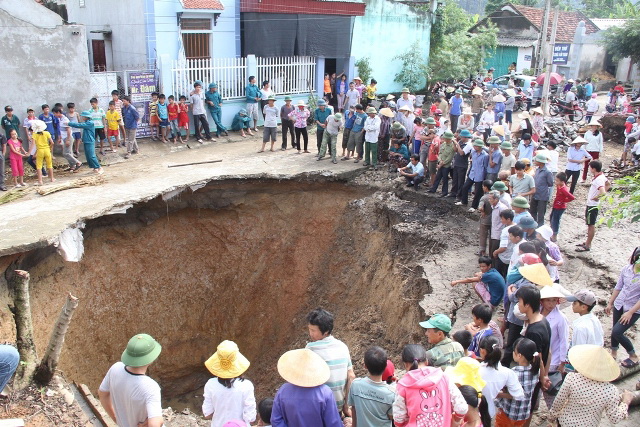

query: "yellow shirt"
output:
366 85 376 100
106 110 121 131
33 131 51 151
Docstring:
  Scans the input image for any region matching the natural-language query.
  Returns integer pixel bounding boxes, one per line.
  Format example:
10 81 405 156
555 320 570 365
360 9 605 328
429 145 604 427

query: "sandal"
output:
575 245 590 252
621 358 639 368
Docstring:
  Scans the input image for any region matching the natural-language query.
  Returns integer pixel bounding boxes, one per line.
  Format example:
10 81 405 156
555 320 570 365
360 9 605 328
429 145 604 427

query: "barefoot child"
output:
69 111 104 175
167 95 181 143
66 103 82 156
111 90 126 146
7 129 28 187
89 98 109 155
148 92 159 141
549 171 575 242
157 94 169 143
260 95 278 152
53 108 82 172
31 120 55 185
106 101 121 153
178 95 189 142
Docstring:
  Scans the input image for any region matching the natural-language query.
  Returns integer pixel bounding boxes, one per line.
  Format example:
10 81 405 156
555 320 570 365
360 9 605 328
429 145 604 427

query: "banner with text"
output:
552 44 571 65
129 72 157 138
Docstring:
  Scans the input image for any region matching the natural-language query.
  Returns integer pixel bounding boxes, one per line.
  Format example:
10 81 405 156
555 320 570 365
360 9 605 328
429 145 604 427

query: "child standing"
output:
7 129 28 187
39 104 57 141
347 346 396 426
53 107 82 172
167 95 181 144
66 103 82 156
31 120 55 185
89 98 108 155
410 117 424 155
549 172 575 242
260 95 278 152
157 94 169 143
494 338 540 427
111 90 125 146
568 289 604 349
341 105 356 159
178 95 190 142
106 101 121 153
149 92 159 141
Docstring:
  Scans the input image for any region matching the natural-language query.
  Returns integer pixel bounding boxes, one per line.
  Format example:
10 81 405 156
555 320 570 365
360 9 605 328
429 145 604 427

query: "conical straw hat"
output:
277 349 330 387
568 345 620 382
518 263 553 286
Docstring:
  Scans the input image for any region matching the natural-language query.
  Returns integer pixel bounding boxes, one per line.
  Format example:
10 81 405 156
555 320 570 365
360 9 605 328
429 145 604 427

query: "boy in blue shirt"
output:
341 105 356 159
39 104 57 140
450 256 506 309
157 94 169 143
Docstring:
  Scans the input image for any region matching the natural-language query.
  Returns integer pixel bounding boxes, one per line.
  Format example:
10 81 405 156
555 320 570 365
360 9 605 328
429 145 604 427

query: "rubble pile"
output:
601 114 631 143
543 117 582 146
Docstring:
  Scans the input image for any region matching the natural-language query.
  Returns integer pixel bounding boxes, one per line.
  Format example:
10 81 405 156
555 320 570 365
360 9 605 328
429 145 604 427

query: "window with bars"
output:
181 18 212 60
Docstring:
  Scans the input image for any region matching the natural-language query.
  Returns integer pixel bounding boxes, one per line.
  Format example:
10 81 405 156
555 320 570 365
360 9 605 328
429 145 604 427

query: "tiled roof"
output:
511 4 599 43
182 0 225 10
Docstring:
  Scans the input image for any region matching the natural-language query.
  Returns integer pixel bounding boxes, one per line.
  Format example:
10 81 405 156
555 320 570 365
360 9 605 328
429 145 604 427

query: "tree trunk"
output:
11 270 38 390
33 293 79 385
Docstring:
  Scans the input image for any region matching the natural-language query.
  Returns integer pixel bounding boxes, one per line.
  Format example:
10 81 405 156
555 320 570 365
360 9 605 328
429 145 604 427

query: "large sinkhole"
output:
2 179 437 410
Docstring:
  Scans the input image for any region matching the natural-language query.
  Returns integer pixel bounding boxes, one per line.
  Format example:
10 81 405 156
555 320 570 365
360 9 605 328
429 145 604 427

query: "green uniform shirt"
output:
438 141 455 167
1 115 20 137
426 338 464 369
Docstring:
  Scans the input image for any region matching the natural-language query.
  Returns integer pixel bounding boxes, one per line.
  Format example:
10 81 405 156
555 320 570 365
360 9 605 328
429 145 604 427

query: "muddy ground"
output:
0 105 638 426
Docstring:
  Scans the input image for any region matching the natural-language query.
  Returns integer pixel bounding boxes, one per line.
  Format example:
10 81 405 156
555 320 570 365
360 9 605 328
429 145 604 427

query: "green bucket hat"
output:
459 129 472 138
442 131 454 140
512 196 530 209
267 95 276 101
284 95 292 101
455 89 463 94
492 181 508 191
80 110 93 118
334 112 343 120
425 117 437 125
534 153 549 163
500 141 513 150
366 106 377 114
121 334 162 367
401 87 410 93
488 136 501 145
473 139 485 147
419 313 452 333
392 121 403 129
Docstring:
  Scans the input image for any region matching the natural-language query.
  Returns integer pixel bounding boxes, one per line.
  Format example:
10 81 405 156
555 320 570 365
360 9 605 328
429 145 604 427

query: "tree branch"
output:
11 270 38 389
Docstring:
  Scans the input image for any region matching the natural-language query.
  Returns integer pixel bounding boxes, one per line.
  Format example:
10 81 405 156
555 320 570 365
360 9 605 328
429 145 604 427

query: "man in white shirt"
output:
99 334 163 427
363 107 381 169
399 155 425 190
568 289 604 347
577 160 610 252
344 82 360 111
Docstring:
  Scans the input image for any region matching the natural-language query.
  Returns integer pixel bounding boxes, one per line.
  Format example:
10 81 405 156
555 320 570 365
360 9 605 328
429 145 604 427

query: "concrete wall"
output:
0 0 91 133
516 47 534 71
352 0 431 93
616 58 639 84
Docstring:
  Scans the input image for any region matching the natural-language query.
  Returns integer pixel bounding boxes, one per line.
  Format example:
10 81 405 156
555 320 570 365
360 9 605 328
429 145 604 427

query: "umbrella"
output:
536 72 563 85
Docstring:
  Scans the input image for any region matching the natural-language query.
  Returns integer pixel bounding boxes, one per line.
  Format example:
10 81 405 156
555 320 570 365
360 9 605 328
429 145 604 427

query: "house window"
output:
181 18 212 59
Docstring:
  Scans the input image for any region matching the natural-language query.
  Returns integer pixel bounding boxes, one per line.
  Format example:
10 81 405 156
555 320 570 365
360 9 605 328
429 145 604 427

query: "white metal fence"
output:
257 56 316 95
172 57 247 100
171 56 316 101
90 69 158 106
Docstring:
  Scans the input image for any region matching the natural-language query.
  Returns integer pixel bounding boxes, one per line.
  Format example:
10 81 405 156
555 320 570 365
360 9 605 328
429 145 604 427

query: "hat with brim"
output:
519 111 531 120
398 105 412 112
568 345 620 382
462 108 473 116
284 96 292 101
534 153 549 163
512 196 530 209
31 120 47 133
445 357 486 392
392 122 403 130
472 88 483 96
570 137 587 145
297 100 306 107
386 94 396 100
317 99 326 106
473 139 485 147
354 76 362 82
121 334 162 367
267 95 276 101
425 117 437 125
518 215 537 229
334 113 343 120
518 263 553 286
419 313 452 333
488 135 501 145
500 141 513 150
493 94 506 103
506 88 517 97
492 181 508 191
205 340 250 379
540 285 566 300
459 129 472 138
277 349 330 387
401 88 410 93
455 89 463 94
366 107 377 114
587 120 602 127
442 131 455 140
194 80 203 87
531 107 544 115
379 107 395 118
536 224 553 241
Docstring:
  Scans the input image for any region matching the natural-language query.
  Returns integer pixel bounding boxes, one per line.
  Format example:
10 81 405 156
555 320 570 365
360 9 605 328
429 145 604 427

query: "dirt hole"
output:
2 180 437 412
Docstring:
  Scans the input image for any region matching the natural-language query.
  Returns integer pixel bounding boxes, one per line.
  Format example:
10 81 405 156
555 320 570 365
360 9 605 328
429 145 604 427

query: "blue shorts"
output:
159 119 169 127
73 132 81 140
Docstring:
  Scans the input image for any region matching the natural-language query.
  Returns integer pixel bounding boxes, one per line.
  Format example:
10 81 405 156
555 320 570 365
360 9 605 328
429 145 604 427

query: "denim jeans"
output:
550 208 565 235
611 307 640 354
0 345 19 392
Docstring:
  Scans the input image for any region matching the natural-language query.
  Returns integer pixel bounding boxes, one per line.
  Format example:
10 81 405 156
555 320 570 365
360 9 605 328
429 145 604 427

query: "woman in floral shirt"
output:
288 101 310 154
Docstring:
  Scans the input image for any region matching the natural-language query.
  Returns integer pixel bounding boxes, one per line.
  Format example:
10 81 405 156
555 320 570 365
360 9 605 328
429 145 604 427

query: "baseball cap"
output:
566 289 597 306
419 313 452 333
381 360 395 382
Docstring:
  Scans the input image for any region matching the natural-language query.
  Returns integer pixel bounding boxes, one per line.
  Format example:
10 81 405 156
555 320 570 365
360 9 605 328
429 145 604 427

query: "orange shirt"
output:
324 80 331 93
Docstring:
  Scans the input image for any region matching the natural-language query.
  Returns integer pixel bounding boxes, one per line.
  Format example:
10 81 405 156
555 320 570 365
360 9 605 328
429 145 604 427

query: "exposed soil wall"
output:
0 180 437 404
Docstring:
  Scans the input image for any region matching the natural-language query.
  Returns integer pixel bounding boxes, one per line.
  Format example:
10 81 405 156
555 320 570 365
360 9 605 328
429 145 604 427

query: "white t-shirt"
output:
202 378 256 427
498 224 515 263
571 313 604 347
546 149 559 173
500 153 516 172
586 173 607 207
98 362 162 427
262 105 279 128
58 115 70 139
345 89 359 108
480 363 525 418
260 88 274 101
633 141 640 155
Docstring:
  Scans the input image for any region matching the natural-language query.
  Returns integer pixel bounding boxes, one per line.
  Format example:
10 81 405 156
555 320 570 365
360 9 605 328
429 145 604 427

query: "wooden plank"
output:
76 383 117 427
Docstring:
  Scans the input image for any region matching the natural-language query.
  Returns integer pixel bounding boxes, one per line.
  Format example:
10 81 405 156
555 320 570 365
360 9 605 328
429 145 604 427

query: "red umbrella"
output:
536 72 563 85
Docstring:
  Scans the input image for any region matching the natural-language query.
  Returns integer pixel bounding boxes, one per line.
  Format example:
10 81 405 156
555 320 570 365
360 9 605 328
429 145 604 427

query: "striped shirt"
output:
306 336 353 409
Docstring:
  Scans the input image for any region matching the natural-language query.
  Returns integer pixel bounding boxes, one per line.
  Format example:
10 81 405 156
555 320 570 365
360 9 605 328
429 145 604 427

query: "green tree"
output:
354 57 372 86
430 0 474 55
428 23 499 81
602 19 640 64
393 41 429 92
581 0 639 18
484 0 505 15
602 172 640 226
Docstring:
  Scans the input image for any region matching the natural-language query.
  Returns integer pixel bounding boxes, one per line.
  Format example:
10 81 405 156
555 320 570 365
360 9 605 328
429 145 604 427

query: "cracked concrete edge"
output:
0 168 368 258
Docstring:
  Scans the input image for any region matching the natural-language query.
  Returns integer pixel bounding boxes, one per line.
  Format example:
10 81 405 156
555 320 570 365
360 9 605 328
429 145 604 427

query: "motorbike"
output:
549 96 584 122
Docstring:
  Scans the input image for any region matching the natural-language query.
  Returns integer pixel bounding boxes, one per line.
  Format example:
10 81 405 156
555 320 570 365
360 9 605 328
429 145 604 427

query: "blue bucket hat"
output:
626 116 636 123
317 99 327 107
80 110 92 118
194 80 203 88
238 108 247 115
519 216 538 230
459 129 472 138
209 82 218 89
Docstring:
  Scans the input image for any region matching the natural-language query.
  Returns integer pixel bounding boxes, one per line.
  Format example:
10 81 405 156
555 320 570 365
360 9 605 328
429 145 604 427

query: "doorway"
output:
92 39 107 72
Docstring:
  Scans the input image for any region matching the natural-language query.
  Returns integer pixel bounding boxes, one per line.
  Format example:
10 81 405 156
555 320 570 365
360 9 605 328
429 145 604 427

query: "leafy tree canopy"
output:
602 19 640 64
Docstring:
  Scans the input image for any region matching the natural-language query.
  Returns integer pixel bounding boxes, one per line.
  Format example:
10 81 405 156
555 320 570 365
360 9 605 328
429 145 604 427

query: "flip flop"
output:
575 246 590 252
621 358 639 368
